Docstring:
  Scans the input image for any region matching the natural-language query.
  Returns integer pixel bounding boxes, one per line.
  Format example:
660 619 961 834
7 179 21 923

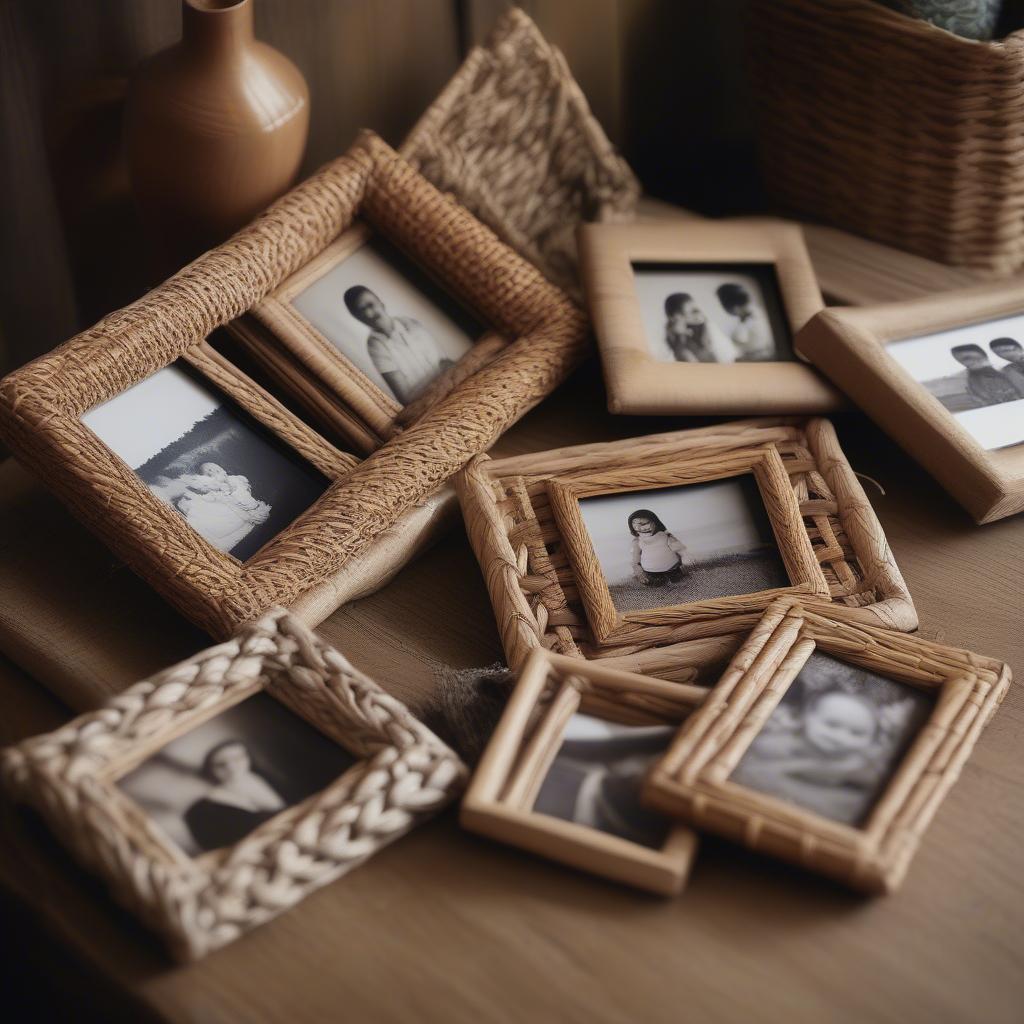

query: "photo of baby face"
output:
730 652 933 827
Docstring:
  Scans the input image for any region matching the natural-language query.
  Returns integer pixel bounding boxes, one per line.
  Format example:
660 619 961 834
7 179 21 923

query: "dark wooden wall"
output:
0 0 753 374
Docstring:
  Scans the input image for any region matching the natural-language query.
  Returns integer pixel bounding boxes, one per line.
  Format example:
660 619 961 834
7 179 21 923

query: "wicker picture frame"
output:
546 445 830 643
462 647 702 895
401 6 640 300
455 417 917 673
1 608 467 961
578 219 842 415
645 597 1011 893
796 279 1024 523
0 131 588 639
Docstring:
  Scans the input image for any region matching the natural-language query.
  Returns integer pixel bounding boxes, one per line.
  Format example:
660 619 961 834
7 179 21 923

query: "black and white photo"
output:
81 362 329 561
731 652 932 826
577 476 790 614
888 313 1024 450
631 262 793 365
116 692 356 856
532 712 675 848
291 236 479 404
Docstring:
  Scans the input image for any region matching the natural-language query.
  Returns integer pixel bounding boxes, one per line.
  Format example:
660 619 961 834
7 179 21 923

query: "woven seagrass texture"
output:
749 0 1024 273
645 597 1011 893
455 417 917 674
1 607 467 961
0 131 589 639
402 6 640 299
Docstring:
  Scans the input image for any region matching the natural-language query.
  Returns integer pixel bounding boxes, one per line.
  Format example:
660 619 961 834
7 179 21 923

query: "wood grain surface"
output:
1 335 1022 1022
0 133 1020 1024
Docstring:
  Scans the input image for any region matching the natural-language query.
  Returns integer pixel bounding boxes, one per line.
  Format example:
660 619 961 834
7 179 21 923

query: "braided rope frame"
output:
0 131 589 639
401 7 640 300
1 607 467 961
455 418 918 673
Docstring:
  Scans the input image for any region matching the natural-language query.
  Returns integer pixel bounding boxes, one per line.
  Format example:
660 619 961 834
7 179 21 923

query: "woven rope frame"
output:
646 597 1011 893
0 131 589 639
401 6 640 299
749 0 1024 273
455 417 917 673
1 607 467 961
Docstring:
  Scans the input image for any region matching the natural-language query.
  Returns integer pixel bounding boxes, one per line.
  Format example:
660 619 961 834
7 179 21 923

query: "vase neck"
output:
182 0 255 56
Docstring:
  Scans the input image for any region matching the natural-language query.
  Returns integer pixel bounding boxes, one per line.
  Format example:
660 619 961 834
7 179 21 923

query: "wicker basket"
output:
748 0 1024 273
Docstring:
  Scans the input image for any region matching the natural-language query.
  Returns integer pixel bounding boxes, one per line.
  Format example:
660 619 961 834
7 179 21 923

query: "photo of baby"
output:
81 362 329 561
532 712 675 849
730 652 933 826
887 313 1024 450
632 262 793 365
290 235 479 405
578 477 790 614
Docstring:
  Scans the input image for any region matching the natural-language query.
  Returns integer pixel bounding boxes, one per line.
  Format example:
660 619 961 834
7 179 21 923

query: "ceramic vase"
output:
125 0 309 267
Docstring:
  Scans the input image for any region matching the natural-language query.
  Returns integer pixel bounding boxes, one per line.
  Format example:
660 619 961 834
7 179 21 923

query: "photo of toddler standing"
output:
628 509 689 587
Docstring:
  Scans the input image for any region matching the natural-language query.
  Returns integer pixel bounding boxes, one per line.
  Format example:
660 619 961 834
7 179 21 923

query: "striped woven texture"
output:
749 0 1024 272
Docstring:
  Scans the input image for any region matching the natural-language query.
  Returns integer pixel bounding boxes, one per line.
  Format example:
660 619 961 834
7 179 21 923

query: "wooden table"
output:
1 226 1021 1024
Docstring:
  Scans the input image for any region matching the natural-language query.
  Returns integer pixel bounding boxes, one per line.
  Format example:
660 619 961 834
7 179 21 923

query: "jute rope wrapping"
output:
0 132 589 638
749 0 1024 272
2 607 467 960
646 597 1011 893
455 417 917 673
402 7 640 299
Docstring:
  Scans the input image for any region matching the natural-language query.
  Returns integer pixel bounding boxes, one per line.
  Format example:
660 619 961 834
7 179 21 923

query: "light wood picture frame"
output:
796 279 1024 523
461 646 703 895
645 598 1011 894
0 131 588 638
1 608 467 961
546 445 831 644
578 219 842 415
455 417 915 673
242 220 511 444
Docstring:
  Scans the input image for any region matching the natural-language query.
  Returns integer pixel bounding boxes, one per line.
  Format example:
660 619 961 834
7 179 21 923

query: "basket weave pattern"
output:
456 418 916 673
2 607 467 960
402 7 640 298
749 0 1024 272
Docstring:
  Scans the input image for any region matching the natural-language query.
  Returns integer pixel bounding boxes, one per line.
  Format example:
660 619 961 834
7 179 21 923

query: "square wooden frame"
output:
462 646 704 895
547 445 830 643
0 607 467 961
645 598 1011 893
455 417 917 673
796 279 1024 523
578 220 842 415
0 131 588 638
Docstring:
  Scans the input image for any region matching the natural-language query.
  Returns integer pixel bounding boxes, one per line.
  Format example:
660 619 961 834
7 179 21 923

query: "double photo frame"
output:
797 278 1024 523
0 132 588 638
1 608 467 960
578 220 842 415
